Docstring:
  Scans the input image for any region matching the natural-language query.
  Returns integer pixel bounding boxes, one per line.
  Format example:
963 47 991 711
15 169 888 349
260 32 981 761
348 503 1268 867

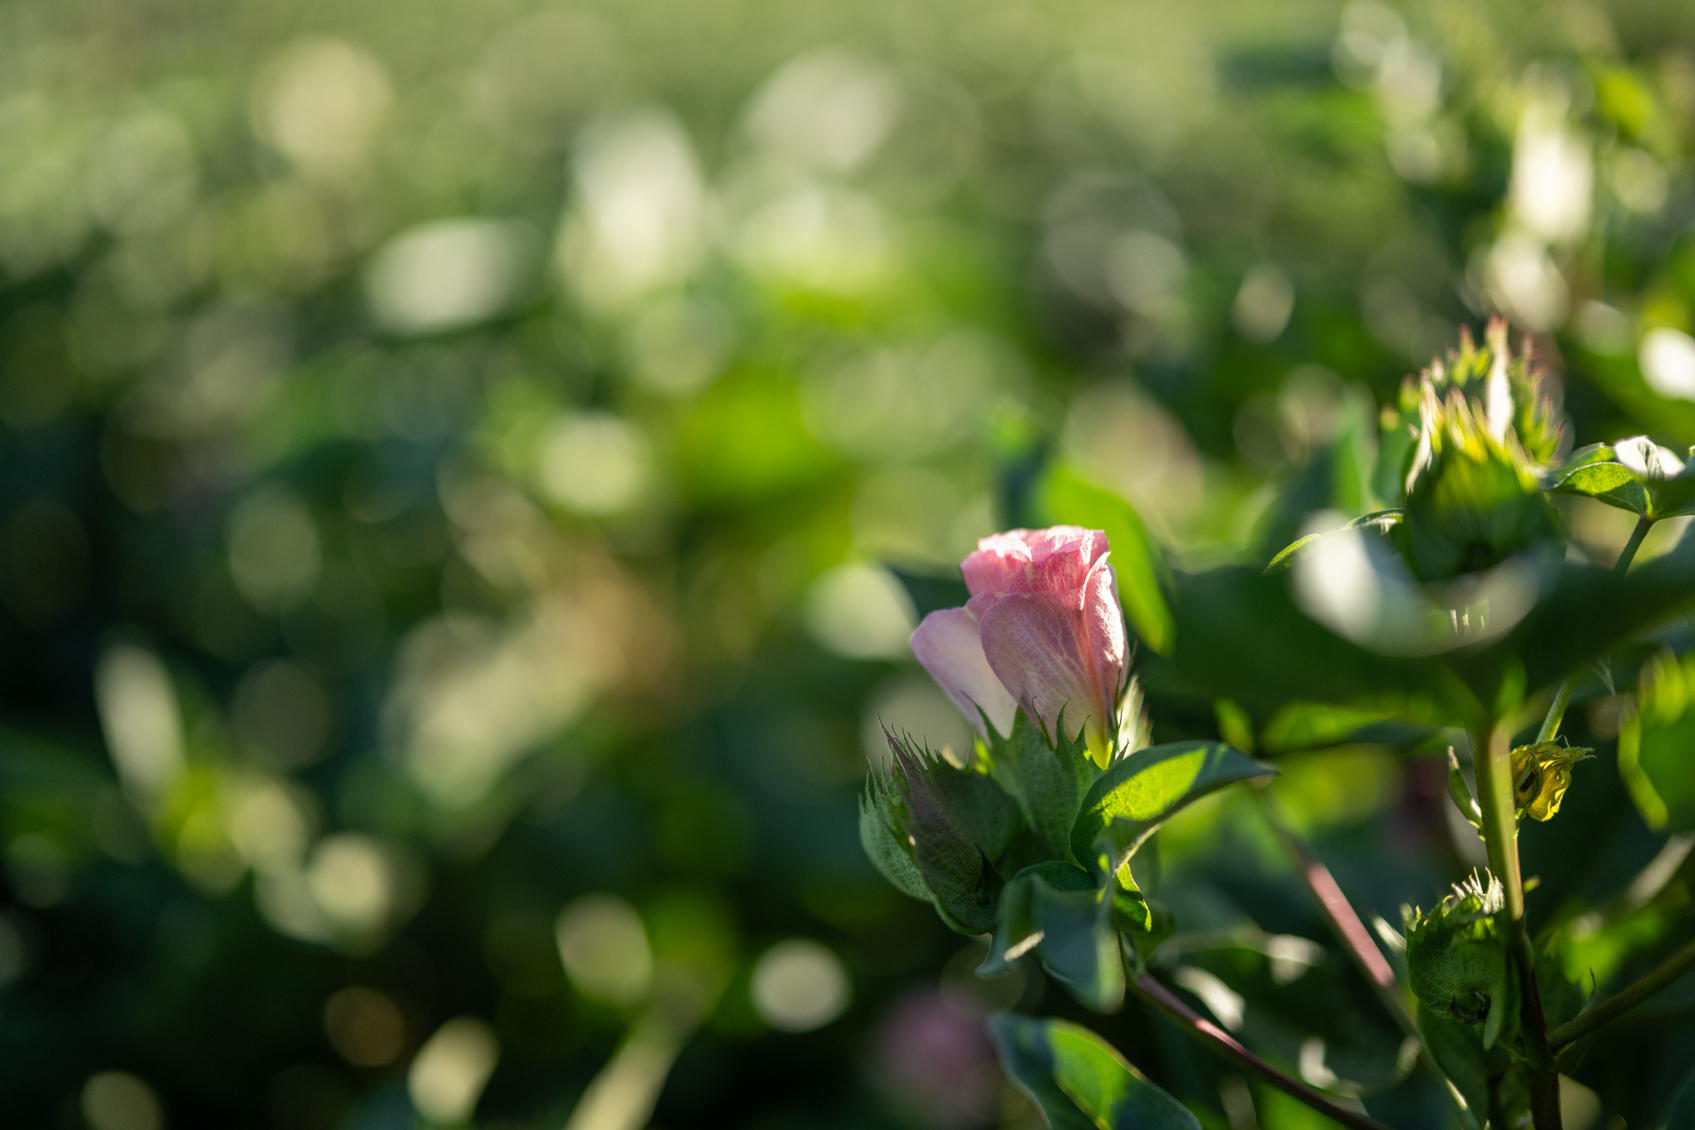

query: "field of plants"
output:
2 0 1695 1127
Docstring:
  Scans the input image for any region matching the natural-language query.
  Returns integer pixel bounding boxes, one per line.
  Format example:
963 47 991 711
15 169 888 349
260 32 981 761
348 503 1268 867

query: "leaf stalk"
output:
1548 935 1695 1047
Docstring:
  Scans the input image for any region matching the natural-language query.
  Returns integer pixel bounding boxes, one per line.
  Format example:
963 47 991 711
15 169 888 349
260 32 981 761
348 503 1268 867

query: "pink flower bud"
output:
910 526 1128 766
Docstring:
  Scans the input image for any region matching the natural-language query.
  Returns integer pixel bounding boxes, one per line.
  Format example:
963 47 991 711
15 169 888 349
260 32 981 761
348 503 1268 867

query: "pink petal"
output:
1081 555 1128 721
961 526 1106 597
909 608 1017 739
976 590 1108 748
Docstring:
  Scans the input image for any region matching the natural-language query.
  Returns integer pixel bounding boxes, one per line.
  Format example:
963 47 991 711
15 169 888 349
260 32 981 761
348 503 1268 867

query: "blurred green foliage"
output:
4 0 1695 1126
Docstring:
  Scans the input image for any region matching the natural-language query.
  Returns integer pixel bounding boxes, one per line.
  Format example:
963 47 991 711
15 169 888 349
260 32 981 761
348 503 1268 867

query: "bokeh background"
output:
4 0 1695 1126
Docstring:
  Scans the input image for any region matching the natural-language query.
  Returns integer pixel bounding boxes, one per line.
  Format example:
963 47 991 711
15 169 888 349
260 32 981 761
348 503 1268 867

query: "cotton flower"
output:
910 526 1128 766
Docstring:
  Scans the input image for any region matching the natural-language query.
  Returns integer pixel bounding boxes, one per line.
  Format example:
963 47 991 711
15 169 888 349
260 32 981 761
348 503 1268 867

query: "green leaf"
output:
1546 438 1695 519
1416 1007 1489 1130
1070 742 1276 875
981 861 1126 1012
987 710 1100 863
1548 457 1649 514
1265 532 1324 572
988 1013 1201 1130
1040 465 1175 655
1260 701 1394 753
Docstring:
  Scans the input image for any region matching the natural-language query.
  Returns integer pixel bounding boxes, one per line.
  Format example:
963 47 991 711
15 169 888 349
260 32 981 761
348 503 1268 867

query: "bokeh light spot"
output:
556 894 652 1007
408 1016 499 1125
750 938 850 1032
81 1072 164 1130
324 987 406 1067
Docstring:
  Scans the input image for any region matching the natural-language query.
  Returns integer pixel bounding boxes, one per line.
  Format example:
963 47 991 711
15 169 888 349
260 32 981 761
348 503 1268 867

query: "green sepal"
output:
1070 742 1276 880
988 1013 1201 1130
981 861 1126 1012
868 730 1026 933
858 784 932 903
1383 318 1566 495
1447 747 1482 831
986 709 1100 864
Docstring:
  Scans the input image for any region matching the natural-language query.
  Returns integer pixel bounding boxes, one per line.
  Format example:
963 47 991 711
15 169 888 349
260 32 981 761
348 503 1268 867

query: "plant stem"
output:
1538 513 1654 742
1129 972 1394 1130
1471 722 1563 1130
1250 786 1412 1035
1549 935 1695 1047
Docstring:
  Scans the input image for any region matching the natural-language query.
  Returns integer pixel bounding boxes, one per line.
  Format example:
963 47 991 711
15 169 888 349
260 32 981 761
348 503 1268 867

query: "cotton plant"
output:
860 325 1695 1130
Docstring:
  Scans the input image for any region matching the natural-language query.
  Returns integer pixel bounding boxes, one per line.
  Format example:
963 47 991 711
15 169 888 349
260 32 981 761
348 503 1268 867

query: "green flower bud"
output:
1399 380 1562 581
1404 871 1519 1048
858 730 1025 934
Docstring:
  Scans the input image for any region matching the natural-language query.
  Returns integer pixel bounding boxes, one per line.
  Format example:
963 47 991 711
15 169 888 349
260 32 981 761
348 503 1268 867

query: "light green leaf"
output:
1546 438 1695 519
989 1014 1201 1130
1071 742 1276 874
987 710 1100 864
1548 457 1649 514
1040 465 1175 655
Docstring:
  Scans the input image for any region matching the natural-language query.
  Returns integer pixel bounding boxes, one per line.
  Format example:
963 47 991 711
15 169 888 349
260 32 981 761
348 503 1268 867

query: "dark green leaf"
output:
989 1013 1201 1130
1664 1065 1695 1130
1546 438 1695 519
982 861 1125 1012
1070 742 1275 875
1417 1006 1490 1129
887 564 971 620
1652 475 1695 520
1142 565 1459 718
1040 465 1175 655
